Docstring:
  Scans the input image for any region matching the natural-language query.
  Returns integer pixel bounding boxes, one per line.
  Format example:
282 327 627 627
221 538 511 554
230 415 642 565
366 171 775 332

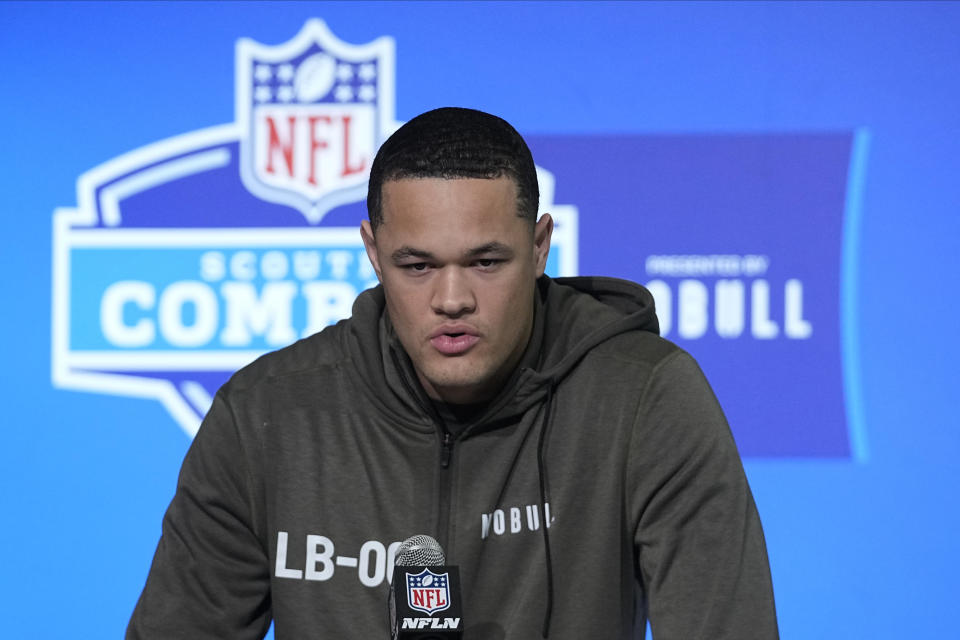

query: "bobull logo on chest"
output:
406 569 451 615
237 20 393 222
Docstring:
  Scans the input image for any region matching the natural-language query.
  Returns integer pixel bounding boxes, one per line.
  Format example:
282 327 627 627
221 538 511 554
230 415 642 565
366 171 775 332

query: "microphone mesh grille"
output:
395 534 445 566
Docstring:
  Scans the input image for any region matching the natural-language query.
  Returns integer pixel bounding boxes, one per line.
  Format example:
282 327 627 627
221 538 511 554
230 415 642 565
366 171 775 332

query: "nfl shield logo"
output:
236 19 396 223
406 568 451 615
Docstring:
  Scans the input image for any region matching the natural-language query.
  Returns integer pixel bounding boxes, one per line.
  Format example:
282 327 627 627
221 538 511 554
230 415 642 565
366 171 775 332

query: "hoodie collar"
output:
345 275 659 433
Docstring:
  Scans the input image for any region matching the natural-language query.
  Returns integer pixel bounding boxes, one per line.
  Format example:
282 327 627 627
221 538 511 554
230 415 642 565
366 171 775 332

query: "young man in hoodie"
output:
128 107 779 639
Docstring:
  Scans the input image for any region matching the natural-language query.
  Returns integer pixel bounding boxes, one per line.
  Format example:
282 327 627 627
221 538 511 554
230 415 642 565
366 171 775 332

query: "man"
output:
128 107 778 638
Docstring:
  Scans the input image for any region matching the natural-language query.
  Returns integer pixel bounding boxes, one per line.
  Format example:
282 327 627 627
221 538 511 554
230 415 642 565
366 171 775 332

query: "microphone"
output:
389 535 464 639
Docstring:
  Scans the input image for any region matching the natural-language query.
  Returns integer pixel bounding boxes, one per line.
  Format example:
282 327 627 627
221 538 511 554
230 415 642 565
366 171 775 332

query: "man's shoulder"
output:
586 328 683 371
224 319 351 393
575 329 715 400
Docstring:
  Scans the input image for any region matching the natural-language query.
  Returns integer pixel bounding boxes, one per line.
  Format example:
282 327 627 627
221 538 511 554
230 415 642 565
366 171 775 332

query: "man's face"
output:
361 176 552 404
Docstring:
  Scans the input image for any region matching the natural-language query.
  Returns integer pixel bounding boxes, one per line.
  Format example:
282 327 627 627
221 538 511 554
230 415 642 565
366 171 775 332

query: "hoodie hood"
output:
538 276 660 379
342 275 660 431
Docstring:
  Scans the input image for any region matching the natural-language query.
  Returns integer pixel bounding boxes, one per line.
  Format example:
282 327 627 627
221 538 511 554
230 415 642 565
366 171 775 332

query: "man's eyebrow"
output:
465 242 514 257
391 246 435 262
390 242 514 263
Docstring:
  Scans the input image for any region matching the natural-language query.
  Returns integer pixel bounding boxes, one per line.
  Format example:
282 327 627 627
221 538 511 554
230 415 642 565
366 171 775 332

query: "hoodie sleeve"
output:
627 350 779 639
127 389 272 640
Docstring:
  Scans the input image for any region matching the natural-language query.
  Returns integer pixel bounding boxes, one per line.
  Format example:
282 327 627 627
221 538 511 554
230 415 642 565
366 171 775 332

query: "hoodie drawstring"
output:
537 384 556 638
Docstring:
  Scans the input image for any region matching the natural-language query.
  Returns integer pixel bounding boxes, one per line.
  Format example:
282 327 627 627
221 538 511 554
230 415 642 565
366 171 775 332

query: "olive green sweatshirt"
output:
128 276 778 639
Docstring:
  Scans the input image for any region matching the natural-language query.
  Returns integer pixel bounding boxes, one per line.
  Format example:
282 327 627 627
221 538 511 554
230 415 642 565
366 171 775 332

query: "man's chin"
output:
421 369 492 404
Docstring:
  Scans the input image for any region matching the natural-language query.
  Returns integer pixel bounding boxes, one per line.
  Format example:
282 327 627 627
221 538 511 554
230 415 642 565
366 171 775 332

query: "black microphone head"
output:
395 534 445 566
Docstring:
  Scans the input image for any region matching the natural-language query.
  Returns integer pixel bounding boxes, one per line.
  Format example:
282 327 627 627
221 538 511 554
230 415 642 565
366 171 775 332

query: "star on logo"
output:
254 64 273 83
358 84 376 102
334 84 354 102
358 62 376 82
276 63 295 82
276 85 294 103
336 62 354 82
254 85 272 103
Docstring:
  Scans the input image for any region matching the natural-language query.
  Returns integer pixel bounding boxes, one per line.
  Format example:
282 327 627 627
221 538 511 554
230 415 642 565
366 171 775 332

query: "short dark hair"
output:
366 107 539 230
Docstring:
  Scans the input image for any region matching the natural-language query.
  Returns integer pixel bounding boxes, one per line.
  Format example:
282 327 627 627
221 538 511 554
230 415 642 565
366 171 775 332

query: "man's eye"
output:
404 263 429 271
475 259 499 268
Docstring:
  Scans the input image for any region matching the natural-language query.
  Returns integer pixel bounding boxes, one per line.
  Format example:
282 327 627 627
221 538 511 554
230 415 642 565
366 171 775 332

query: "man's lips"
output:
429 326 480 355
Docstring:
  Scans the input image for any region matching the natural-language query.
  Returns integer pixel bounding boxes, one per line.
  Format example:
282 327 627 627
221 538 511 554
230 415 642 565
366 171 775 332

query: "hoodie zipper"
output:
386 346 458 552
437 428 455 554
440 430 453 468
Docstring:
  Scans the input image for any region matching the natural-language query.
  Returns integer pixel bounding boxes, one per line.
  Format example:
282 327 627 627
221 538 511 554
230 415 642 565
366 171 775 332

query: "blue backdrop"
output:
2 2 959 637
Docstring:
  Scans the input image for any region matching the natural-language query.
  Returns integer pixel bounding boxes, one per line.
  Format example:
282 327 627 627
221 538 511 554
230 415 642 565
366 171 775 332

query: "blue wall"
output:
2 2 958 637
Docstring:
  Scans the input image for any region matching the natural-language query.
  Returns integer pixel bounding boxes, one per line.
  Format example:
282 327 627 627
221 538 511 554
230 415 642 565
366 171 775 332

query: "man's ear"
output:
533 213 554 277
360 220 383 282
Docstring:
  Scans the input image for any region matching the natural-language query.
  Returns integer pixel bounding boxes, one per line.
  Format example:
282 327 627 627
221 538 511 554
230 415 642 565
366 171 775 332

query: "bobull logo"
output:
50 20 579 437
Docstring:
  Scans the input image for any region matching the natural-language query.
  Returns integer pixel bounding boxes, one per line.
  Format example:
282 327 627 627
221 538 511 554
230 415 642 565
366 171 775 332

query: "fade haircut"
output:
366 107 539 231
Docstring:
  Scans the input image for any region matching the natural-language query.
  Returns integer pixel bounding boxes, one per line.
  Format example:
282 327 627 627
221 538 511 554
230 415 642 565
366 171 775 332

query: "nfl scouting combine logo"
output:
51 20 579 437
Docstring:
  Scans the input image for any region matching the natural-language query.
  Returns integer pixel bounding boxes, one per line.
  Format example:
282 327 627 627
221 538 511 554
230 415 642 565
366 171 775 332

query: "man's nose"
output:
431 267 476 317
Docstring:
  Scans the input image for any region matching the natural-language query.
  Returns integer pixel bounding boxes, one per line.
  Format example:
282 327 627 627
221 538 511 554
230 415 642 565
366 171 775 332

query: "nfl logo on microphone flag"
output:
406 568 451 615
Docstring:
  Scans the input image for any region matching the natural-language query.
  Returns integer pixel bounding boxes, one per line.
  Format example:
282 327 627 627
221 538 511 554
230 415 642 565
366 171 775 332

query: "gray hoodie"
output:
128 276 778 639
